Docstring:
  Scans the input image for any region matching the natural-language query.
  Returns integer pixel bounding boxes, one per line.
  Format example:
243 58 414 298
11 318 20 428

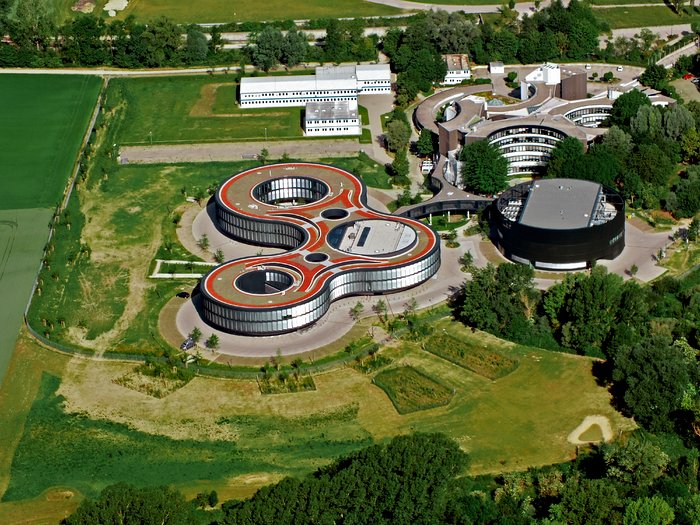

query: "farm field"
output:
0 74 100 387
0 75 101 210
594 6 700 29
113 0 404 24
115 76 305 145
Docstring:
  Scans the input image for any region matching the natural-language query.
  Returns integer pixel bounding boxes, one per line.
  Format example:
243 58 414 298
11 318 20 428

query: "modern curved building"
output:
200 163 440 335
492 178 625 270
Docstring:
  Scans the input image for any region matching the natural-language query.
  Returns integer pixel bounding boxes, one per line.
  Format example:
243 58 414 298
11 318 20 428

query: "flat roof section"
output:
519 178 602 230
305 100 358 121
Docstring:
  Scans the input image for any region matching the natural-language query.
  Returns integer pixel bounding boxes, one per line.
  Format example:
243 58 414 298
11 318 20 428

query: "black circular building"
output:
492 179 625 270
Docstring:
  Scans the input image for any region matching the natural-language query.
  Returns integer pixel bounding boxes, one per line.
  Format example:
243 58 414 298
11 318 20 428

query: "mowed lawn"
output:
0 318 633 508
115 0 403 23
0 75 102 210
115 76 304 144
594 5 700 29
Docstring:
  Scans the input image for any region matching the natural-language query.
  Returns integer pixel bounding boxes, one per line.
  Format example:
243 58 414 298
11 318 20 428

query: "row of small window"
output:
306 119 359 124
565 107 611 120
307 127 356 132
205 295 327 323
500 144 554 155
240 97 357 105
488 127 567 141
491 136 562 147
243 90 358 98
507 155 550 164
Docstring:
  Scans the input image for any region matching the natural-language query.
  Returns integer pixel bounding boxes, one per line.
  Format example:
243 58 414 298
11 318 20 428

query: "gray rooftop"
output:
519 178 602 230
305 100 358 121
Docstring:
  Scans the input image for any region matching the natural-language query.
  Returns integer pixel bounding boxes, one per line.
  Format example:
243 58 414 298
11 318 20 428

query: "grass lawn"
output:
0 315 634 514
320 152 392 189
115 76 303 144
114 0 404 24
594 6 700 29
373 365 453 414
422 213 469 231
590 0 663 4
672 78 700 104
0 75 101 210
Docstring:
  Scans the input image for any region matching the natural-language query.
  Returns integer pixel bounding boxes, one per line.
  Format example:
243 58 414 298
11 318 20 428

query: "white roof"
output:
240 74 355 94
355 64 391 81
305 100 358 121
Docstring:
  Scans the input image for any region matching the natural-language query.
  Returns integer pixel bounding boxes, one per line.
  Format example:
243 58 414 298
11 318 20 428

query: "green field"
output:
594 5 700 29
373 366 453 414
0 74 100 387
114 76 305 145
0 316 634 513
0 75 101 210
114 0 404 23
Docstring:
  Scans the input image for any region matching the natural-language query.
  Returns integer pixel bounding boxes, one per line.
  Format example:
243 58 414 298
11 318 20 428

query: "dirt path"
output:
121 139 362 164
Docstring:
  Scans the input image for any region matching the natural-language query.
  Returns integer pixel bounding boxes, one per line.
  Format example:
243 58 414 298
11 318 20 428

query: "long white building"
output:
239 64 391 108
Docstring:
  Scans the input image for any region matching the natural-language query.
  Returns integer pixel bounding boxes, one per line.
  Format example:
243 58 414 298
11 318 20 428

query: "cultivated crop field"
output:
113 0 403 24
0 74 101 384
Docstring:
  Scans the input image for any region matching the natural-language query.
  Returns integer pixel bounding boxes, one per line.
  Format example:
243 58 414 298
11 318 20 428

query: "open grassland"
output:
672 78 700 104
373 366 453 414
115 76 305 144
115 0 403 23
0 75 101 210
0 316 634 514
594 6 700 29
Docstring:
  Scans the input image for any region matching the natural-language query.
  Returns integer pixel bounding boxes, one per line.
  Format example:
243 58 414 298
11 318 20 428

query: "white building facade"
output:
304 100 362 136
239 64 391 108
442 54 471 85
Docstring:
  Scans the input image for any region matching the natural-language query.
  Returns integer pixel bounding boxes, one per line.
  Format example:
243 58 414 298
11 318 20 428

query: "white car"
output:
616 66 624 72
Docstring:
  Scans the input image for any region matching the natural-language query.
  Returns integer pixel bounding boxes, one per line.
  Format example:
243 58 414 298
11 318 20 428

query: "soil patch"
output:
567 415 613 444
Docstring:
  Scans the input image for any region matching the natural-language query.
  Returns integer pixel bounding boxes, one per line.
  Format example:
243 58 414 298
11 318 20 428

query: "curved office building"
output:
467 115 589 177
492 178 625 270
201 163 440 335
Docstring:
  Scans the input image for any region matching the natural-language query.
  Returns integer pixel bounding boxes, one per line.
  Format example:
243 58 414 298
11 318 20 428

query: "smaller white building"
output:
443 54 471 85
525 63 561 86
489 61 504 74
304 100 361 136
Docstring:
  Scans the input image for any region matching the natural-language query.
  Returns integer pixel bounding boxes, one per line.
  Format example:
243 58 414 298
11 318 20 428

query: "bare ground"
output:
567 415 615 444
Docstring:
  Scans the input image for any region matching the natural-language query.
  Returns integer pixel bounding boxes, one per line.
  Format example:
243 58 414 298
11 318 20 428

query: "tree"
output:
557 478 623 525
391 148 410 179
198 233 209 251
259 148 269 164
609 89 651 128
631 105 663 139
612 336 690 431
214 248 225 263
208 25 223 55
415 128 436 157
639 64 668 90
349 301 364 321
623 496 674 525
628 143 675 187
673 167 700 218
184 26 208 64
546 137 584 179
460 141 508 195
603 436 670 488
373 299 388 323
189 326 201 344
63 483 195 524
458 251 474 272
205 333 219 350
663 105 695 141
251 26 284 71
281 28 307 67
385 119 411 152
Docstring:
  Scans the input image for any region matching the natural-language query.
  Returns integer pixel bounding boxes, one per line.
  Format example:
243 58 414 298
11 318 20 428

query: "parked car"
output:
176 291 191 299
180 337 195 350
616 66 624 72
